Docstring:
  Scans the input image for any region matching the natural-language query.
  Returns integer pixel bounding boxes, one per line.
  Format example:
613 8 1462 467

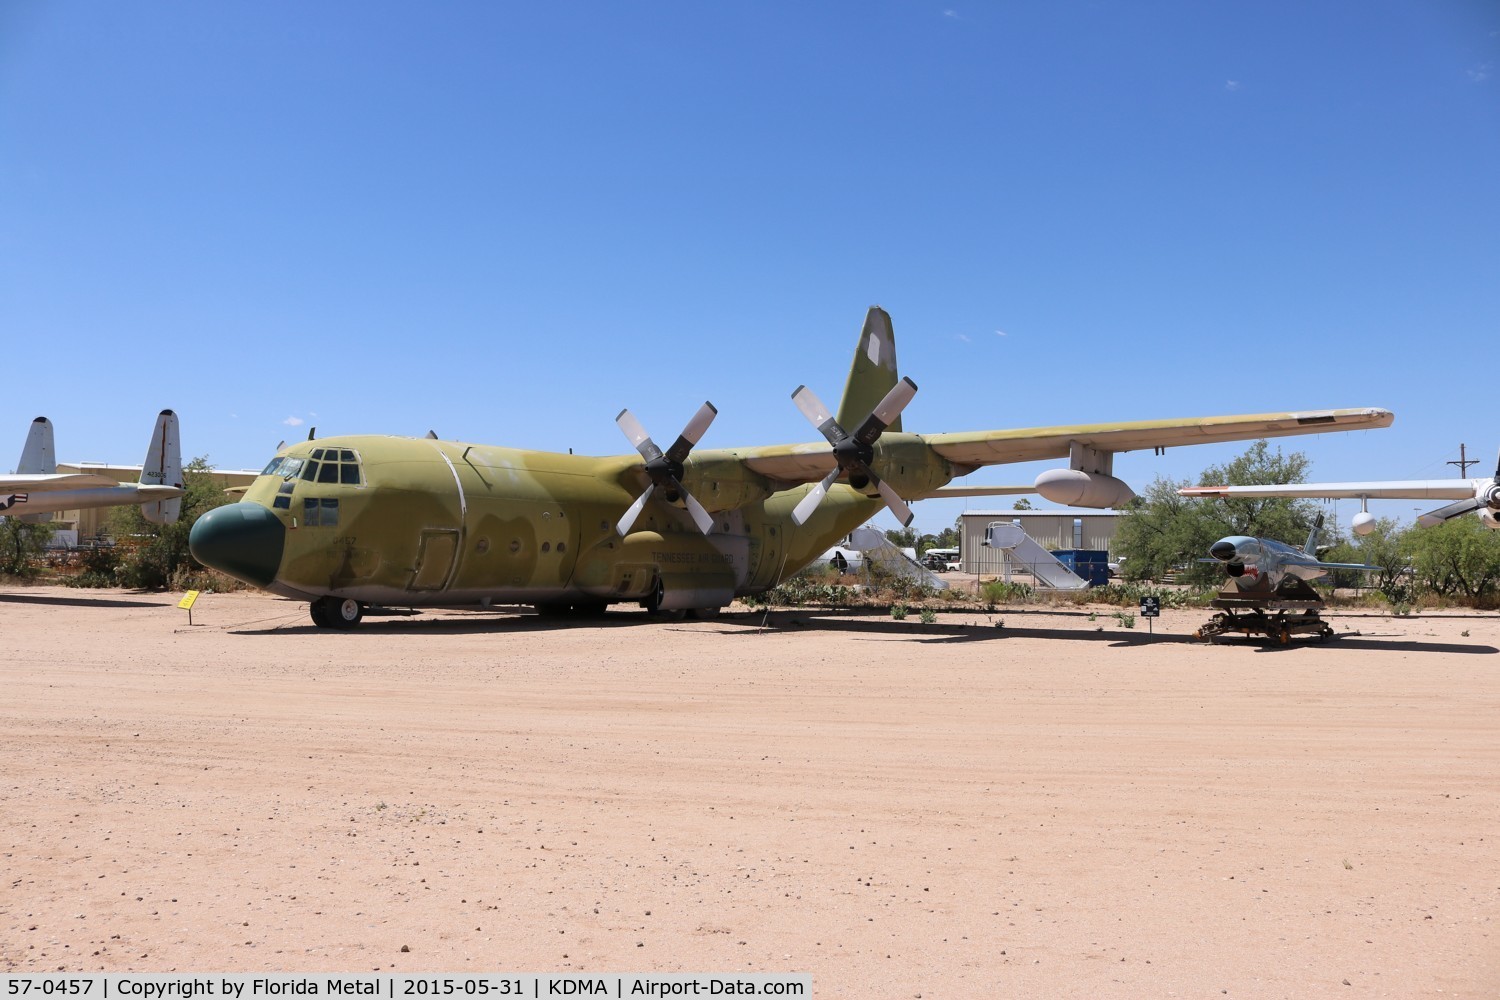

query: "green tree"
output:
1407 516 1500 602
108 456 237 590
0 517 54 576
885 526 918 550
1012 498 1033 510
1322 518 1410 599
1114 440 1318 585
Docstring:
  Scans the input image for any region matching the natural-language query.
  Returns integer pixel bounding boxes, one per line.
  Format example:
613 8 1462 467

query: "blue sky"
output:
2 1 1496 535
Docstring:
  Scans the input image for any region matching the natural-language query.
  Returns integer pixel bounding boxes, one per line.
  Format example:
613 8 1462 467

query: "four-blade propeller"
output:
788 376 918 527
615 402 718 536
1417 448 1500 527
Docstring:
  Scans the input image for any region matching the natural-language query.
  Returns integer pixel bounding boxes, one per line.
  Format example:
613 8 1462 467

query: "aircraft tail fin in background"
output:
18 417 56 475
1302 512 1324 555
140 409 183 525
835 306 901 434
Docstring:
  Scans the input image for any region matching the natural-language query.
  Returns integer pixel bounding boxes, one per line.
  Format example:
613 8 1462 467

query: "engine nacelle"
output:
1351 511 1377 536
1480 510 1500 531
1034 468 1136 508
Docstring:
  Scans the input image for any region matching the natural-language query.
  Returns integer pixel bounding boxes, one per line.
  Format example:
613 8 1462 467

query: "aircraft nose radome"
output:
1209 540 1239 562
189 503 285 588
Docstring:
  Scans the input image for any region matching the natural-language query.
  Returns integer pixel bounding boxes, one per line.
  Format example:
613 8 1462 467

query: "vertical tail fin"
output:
140 409 183 525
18 416 56 474
1302 511 1324 555
14 417 56 522
835 306 902 433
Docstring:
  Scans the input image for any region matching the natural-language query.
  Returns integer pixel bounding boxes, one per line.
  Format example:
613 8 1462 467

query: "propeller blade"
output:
1417 497 1481 527
792 468 841 526
681 486 715 535
615 409 663 463
873 474 915 527
616 483 655 536
791 386 845 444
664 401 718 465
854 376 919 446
1493 447 1500 481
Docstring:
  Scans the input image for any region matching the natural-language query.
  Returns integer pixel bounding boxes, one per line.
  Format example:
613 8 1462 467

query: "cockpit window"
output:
303 497 339 527
261 457 306 480
265 450 361 487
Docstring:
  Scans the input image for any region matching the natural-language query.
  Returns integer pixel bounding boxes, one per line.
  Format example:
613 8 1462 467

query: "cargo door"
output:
411 529 460 591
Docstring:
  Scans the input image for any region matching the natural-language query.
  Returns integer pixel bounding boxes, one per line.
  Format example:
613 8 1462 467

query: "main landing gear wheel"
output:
311 596 364 629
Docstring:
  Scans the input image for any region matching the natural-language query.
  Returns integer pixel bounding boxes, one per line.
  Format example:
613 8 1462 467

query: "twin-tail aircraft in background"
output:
189 307 1394 628
1 410 184 524
1181 447 1500 536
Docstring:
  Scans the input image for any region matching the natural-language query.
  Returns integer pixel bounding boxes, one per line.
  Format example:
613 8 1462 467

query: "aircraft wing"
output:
921 408 1394 472
1315 560 1383 572
1180 479 1474 501
914 484 1035 499
0 473 125 492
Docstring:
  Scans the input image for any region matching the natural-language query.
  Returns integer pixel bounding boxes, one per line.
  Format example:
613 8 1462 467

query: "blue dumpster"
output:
1050 549 1111 587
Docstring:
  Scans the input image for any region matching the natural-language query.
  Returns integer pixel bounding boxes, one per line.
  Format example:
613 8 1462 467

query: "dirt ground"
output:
1 586 1496 998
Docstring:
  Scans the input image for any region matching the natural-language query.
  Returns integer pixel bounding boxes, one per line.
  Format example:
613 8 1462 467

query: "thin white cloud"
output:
1225 80 1242 92
956 333 972 343
1468 63 1491 84
283 416 304 427
994 329 1008 337
943 9 958 18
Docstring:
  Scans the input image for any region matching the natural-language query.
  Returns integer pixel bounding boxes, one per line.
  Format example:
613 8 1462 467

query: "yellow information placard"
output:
177 590 200 610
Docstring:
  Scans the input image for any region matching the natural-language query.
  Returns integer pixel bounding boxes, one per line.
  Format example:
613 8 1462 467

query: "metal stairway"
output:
981 521 1089 590
848 526 949 590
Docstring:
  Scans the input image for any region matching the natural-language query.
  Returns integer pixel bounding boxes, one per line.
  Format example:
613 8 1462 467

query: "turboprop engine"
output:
1033 468 1136 508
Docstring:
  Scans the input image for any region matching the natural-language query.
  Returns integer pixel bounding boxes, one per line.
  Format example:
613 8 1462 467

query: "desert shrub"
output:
980 580 1034 606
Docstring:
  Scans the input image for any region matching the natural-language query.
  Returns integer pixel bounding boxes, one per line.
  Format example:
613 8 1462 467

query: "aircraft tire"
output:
333 598 364 628
312 596 364 629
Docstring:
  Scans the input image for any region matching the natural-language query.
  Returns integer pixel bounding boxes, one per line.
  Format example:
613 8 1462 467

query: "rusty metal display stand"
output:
1194 578 1337 644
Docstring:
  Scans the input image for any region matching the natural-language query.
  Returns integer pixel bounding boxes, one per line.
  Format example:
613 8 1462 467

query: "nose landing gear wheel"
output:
311 596 364 629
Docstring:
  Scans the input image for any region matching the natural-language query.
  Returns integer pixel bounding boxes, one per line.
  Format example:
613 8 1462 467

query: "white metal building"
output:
956 509 1122 575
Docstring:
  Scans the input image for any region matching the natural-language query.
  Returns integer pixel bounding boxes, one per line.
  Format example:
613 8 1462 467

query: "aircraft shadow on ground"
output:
1248 636 1498 655
0 591 173 609
225 607 1497 653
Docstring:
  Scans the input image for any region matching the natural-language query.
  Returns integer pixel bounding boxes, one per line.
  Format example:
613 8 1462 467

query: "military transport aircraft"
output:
1203 513 1379 598
1182 448 1500 536
1 411 184 524
189 307 1394 628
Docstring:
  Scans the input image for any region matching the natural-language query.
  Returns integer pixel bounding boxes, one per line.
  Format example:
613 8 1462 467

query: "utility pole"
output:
1448 444 1479 478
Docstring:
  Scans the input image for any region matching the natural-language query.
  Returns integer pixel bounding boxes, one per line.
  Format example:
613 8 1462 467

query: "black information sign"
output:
1139 595 1160 618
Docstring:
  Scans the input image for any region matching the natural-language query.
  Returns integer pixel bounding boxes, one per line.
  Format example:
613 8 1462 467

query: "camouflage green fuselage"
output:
226 433 950 608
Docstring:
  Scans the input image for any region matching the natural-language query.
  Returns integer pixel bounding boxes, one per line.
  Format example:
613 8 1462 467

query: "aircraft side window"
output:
278 458 304 480
261 458 283 476
302 497 339 526
273 494 291 510
318 462 339 483
311 449 327 460
300 461 320 482
340 464 360 485
339 450 355 462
